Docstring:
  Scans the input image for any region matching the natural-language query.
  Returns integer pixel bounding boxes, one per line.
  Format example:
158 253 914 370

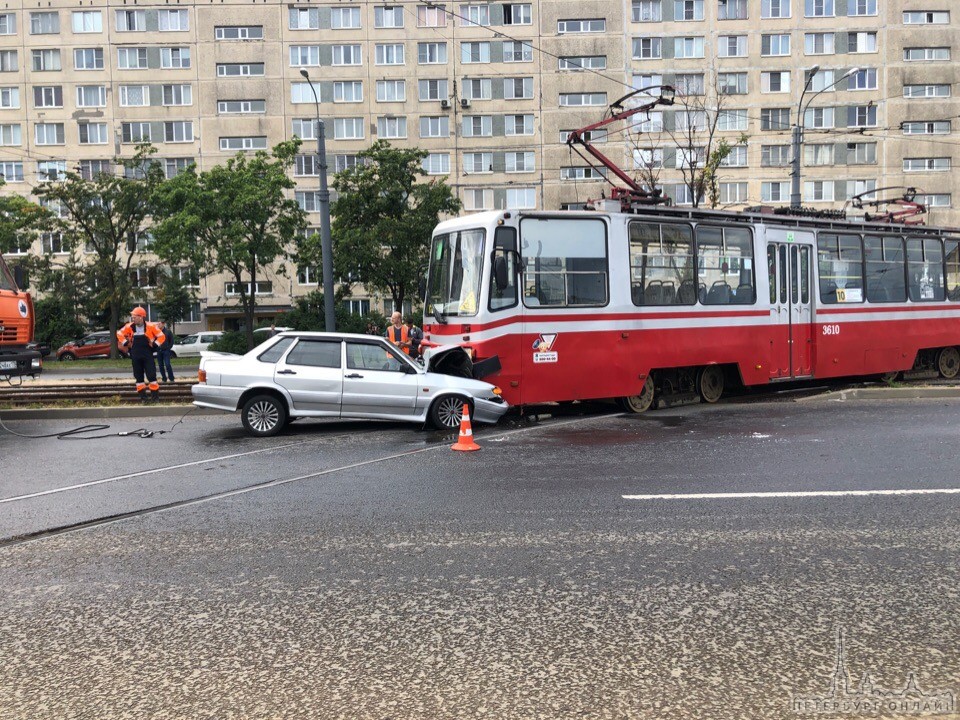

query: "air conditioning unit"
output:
460 98 471 108
439 99 451 109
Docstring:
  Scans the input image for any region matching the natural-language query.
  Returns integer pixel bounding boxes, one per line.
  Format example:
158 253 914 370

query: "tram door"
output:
767 232 814 378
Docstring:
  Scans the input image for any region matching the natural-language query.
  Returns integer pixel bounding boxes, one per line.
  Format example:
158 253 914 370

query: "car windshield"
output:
0 255 16 292
181 334 198 344
427 229 485 318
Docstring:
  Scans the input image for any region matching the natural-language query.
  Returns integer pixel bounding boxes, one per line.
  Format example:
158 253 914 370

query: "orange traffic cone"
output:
451 406 481 452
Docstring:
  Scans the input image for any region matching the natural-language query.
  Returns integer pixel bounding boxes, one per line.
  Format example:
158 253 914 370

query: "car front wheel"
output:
59 352 76 361
430 395 470 430
241 394 288 437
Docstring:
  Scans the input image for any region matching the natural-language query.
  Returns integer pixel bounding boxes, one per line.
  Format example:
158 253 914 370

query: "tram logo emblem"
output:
791 629 956 716
532 333 558 364
17 299 28 318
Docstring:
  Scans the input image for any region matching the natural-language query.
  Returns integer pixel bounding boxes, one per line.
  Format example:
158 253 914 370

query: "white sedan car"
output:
171 331 223 358
193 331 509 436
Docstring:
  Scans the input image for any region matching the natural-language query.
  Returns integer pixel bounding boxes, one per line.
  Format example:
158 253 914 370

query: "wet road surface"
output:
1 397 959 719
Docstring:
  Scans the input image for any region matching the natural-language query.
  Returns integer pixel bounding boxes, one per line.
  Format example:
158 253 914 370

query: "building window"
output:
0 51 17 72
559 55 606 71
76 85 106 108
78 122 109 144
903 11 948 24
761 181 790 202
331 7 361 28
461 42 491 64
850 0 876 15
850 105 877 127
289 8 319 30
30 11 59 34
505 114 535 135
760 0 790 18
718 0 748 19
119 85 148 106
460 4 490 26
121 122 152 143
561 167 605 181
0 123 19 146
418 79 449 101
633 148 663 169
559 93 606 107
557 18 605 33
418 42 448 64
376 80 405 102
74 48 104 70
673 37 705 58
422 153 450 175
292 119 317 140
804 0 833 17
333 45 362 66
343 300 370 315
719 182 748 204
675 74 705 96
717 109 748 131
42 233 67 254
377 116 407 138
804 144 834 165
375 43 405 65
721 145 748 167
761 34 791 56
218 99 265 115
462 115 493 137
804 32 835 55
463 78 492 100
333 118 364 140
505 3 532 24
115 9 145 32
921 194 951 207
464 188 493 210
849 68 877 91
161 48 191 69
375 6 404 27
226 282 272 297
158 9 189 31
0 87 19 108
761 71 791 93
118 48 148 70
633 0 662 21
0 161 23 181
296 191 320 212
31 49 61 72
215 26 264 40
718 35 747 57
164 121 194 143
333 81 363 103
162 84 192 106
217 63 265 77
0 14 14 35
72 11 102 33
334 154 362 172
804 107 834 128
846 143 876 164
420 116 450 138
33 86 63 108
505 188 535 209
633 37 662 59
718 72 748 95
848 32 877 53
289 46 319 67
760 108 790 131
502 41 533 63
904 84 950 99
675 0 704 20
804 181 834 202
294 154 318 176
904 47 950 62
417 4 448 27
77 159 110 179
219 136 267 151
902 121 950 135
463 152 492 173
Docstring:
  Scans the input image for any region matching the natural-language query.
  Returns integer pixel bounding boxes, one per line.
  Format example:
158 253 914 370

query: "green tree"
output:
152 141 306 351
33 145 166 357
152 270 196 332
0 182 48 257
33 295 85 350
315 141 460 312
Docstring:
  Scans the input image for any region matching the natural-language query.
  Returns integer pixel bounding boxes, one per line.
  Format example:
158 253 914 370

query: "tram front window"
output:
427 229 485 320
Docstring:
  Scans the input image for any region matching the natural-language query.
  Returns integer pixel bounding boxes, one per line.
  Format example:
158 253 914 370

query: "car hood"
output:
422 344 501 380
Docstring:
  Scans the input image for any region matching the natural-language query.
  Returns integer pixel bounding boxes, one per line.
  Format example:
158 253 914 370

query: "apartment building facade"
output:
0 0 956 331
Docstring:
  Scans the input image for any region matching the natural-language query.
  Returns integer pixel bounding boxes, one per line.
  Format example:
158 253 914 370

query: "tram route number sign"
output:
835 287 862 303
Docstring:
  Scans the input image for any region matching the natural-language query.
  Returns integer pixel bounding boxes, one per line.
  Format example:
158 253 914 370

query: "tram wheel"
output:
619 376 656 414
697 365 725 404
937 347 960 379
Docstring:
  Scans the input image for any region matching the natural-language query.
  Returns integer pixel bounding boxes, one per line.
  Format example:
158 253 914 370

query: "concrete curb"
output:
798 386 960 402
0 405 224 420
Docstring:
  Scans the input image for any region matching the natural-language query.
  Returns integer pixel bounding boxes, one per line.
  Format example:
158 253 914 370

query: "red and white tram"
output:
422 202 960 411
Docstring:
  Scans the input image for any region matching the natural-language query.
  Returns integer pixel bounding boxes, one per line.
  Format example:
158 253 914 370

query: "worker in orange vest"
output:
385 311 412 354
117 306 166 402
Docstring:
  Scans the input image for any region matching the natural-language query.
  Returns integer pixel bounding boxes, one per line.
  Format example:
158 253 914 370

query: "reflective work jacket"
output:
117 322 166 359
386 325 410 354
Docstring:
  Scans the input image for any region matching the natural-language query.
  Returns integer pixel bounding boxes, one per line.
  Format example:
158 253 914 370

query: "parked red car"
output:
57 331 129 361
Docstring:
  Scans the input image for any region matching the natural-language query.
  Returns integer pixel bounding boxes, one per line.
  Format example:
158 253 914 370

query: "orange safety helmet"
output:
131 307 147 318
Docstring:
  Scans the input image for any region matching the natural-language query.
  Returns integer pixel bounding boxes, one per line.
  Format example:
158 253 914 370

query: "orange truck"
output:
0 253 41 379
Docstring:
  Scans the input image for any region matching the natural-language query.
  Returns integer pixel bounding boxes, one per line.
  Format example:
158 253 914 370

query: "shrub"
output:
208 331 250 355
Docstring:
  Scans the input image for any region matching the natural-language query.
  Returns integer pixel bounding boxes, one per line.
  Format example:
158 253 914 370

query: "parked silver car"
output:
193 332 509 437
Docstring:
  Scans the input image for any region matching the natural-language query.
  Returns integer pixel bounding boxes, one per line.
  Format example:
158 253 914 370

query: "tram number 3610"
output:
822 324 841 336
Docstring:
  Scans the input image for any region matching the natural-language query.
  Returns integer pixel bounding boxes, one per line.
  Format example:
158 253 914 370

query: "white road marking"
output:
623 488 960 501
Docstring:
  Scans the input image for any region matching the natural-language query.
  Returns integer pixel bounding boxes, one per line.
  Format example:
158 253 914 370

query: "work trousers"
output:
158 349 175 382
132 354 160 393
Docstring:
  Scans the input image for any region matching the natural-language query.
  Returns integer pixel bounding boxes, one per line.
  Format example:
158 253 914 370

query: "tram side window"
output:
695 226 755 305
489 226 519 311
946 240 960 301
864 235 906 303
628 222 695 306
520 217 608 307
906 237 945 302
818 233 864 304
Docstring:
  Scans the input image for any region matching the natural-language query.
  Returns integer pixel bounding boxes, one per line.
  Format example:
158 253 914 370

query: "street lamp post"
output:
299 67 336 332
790 66 859 210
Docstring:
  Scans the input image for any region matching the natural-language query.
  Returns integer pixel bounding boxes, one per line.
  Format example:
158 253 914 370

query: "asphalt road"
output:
1 397 959 720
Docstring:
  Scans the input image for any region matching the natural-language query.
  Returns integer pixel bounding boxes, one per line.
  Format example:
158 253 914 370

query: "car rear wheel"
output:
241 394 288 437
59 352 76 361
430 395 470 430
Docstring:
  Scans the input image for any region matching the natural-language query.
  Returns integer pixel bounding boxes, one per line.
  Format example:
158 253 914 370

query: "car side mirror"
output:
493 255 509 291
13 264 25 290
417 276 427 301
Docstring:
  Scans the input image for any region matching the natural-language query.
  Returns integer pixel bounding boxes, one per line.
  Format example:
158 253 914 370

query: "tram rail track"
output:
0 379 195 406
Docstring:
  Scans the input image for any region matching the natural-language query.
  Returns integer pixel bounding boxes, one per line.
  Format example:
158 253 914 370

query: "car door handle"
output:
277 369 296 375
346 373 363 379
